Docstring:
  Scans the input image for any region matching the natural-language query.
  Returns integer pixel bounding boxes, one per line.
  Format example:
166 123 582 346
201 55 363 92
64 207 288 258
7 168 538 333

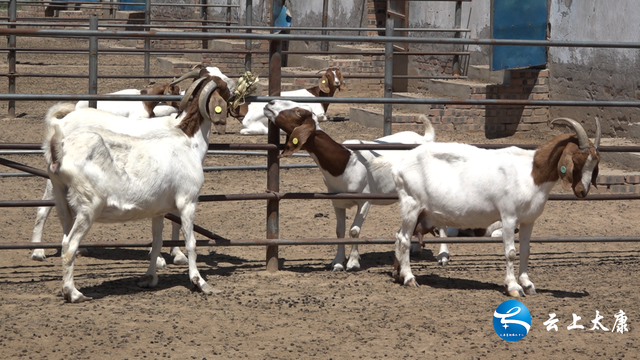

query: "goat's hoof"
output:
76 248 89 257
172 253 188 265
331 263 345 272
346 260 361 272
31 251 47 261
437 252 450 266
523 284 537 296
200 283 222 295
63 289 92 303
404 277 419 287
138 275 158 288
505 285 525 297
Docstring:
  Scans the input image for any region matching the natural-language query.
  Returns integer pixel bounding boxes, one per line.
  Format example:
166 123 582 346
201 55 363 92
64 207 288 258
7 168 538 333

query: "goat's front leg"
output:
517 222 536 295
139 216 163 289
501 218 524 297
180 203 218 295
346 202 371 271
331 207 347 271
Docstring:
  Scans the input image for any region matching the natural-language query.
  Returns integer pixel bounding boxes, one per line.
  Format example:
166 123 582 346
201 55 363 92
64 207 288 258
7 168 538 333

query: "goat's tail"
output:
44 124 64 174
419 115 435 143
43 103 75 171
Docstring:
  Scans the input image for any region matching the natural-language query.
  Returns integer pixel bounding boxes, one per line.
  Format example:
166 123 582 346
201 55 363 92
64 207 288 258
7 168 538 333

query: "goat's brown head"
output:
263 100 321 157
318 67 346 94
178 75 231 135
141 83 181 117
551 117 601 199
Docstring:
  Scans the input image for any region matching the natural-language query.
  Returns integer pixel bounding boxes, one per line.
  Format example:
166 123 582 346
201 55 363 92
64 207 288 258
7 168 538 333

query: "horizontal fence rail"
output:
2 236 639 251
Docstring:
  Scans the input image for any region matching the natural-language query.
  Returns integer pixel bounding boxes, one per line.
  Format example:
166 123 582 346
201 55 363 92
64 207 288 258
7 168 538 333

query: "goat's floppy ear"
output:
591 163 599 189
336 69 346 91
209 91 227 135
319 73 331 94
279 118 315 158
557 152 575 190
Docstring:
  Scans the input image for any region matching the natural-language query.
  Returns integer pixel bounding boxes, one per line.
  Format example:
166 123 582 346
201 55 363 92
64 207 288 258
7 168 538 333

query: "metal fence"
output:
2 0 640 271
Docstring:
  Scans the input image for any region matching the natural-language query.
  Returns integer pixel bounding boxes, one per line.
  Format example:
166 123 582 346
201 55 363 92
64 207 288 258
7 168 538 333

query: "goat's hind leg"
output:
437 227 451 266
60 212 94 303
31 180 54 261
169 217 188 265
139 216 163 289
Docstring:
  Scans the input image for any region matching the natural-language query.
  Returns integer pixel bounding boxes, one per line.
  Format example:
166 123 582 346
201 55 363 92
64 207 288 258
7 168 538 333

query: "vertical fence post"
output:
321 0 329 52
245 0 252 71
452 0 462 77
7 0 16 117
383 18 394 136
266 0 284 272
144 0 151 83
201 0 209 50
88 15 98 109
226 0 232 32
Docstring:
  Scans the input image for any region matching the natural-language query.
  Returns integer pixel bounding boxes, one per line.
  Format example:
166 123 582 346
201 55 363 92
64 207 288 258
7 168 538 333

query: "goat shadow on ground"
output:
74 273 216 301
414 273 590 298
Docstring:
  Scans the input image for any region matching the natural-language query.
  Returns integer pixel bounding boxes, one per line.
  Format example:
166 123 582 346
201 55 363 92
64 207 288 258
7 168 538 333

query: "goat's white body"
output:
317 131 443 271
31 104 187 266
75 89 171 119
240 89 326 135
384 142 558 296
45 100 216 302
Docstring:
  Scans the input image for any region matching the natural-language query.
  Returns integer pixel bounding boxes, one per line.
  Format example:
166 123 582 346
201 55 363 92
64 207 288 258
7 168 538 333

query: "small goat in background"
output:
238 68 345 135
376 117 601 296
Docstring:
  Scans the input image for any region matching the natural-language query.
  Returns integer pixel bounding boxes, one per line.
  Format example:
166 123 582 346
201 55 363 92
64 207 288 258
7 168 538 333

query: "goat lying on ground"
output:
375 117 601 296
31 82 190 266
237 68 345 135
263 100 452 271
75 83 182 118
43 74 232 302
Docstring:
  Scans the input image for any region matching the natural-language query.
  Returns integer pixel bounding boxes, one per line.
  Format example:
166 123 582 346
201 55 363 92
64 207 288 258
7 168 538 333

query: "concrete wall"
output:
548 0 640 138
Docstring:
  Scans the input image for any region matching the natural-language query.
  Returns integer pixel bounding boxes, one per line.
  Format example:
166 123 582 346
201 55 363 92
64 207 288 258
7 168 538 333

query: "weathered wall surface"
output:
548 0 640 138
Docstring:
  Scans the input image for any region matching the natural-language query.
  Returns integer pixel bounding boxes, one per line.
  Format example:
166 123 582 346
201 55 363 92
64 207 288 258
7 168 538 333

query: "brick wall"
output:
593 174 640 194
427 69 550 137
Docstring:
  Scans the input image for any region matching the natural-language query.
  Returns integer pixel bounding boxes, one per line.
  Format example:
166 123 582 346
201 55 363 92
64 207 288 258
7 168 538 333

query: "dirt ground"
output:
0 37 639 359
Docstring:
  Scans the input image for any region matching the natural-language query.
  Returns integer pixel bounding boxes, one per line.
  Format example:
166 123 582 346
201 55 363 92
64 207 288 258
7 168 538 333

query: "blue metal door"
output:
491 0 548 70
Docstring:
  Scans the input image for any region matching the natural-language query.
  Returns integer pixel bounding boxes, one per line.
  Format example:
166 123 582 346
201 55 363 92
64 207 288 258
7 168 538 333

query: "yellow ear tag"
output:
292 138 299 145
321 80 326 83
214 106 222 114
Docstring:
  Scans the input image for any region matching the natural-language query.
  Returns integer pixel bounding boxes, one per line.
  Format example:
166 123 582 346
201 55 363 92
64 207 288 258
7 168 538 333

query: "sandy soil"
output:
0 37 638 359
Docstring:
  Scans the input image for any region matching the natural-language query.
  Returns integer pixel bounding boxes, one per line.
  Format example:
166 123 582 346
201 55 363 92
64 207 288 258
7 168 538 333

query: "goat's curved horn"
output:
198 79 219 123
179 77 206 112
594 117 601 150
551 117 590 151
169 68 202 86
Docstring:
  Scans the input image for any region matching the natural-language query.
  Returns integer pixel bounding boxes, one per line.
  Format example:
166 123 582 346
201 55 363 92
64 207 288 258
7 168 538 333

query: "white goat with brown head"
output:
375 117 601 296
43 74 231 302
263 100 448 271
